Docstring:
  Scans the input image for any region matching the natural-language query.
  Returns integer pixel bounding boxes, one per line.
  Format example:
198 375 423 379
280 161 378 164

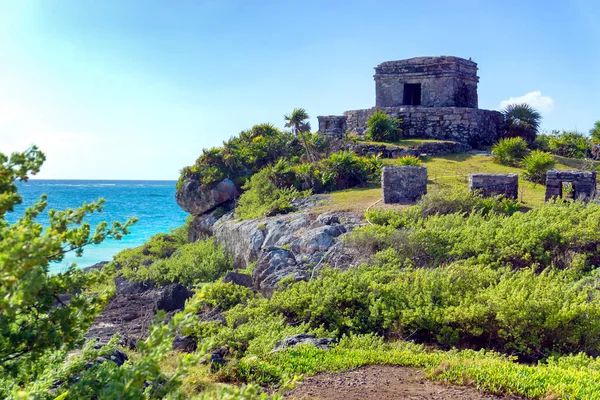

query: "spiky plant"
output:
502 103 542 143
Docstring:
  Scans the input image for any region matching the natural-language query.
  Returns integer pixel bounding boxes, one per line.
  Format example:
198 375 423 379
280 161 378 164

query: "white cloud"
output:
499 91 554 114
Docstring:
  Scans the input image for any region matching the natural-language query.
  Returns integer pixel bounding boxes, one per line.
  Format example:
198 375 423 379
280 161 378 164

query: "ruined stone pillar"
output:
468 174 518 199
382 166 427 203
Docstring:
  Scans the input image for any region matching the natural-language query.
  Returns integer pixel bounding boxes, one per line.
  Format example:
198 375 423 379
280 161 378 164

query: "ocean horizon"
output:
8 179 189 273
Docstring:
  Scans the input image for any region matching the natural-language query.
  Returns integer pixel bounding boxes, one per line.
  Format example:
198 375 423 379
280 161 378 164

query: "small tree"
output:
365 110 402 142
284 108 315 162
502 103 542 143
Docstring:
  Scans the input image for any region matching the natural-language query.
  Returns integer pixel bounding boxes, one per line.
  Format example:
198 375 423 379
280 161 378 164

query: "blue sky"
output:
1 0 598 179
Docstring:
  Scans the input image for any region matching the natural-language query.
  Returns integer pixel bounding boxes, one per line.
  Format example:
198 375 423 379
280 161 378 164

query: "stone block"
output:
468 174 518 199
545 170 597 201
382 166 427 204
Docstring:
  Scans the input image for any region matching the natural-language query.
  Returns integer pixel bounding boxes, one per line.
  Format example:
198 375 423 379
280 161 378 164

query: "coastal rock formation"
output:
175 178 237 216
211 202 360 270
253 247 308 297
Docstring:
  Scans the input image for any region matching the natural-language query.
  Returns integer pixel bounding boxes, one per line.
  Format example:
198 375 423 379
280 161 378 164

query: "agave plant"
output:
502 103 542 143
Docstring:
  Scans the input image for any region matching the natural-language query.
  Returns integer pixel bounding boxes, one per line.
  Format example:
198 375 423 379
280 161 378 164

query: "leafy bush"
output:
365 110 402 142
395 155 422 166
130 238 233 286
177 123 303 190
198 281 256 311
365 188 519 229
502 103 541 143
522 150 556 183
235 169 310 220
112 232 186 272
546 130 592 159
321 151 380 191
491 137 529 166
360 200 600 271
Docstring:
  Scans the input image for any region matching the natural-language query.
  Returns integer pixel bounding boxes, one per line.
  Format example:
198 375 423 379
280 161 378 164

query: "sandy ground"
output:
285 365 524 400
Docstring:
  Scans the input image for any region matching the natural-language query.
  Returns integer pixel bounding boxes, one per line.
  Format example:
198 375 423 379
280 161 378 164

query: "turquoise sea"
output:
8 180 188 273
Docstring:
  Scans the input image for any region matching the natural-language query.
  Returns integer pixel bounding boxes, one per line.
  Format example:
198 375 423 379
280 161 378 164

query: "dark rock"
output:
187 202 235 242
114 276 155 295
223 271 254 288
172 335 197 352
156 284 193 312
200 346 229 371
252 248 308 297
272 333 334 353
176 178 238 216
100 349 128 366
315 213 340 226
83 261 109 273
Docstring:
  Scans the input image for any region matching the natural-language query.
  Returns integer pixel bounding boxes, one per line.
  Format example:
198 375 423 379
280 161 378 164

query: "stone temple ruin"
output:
382 166 427 203
469 174 519 199
545 170 597 201
318 56 503 146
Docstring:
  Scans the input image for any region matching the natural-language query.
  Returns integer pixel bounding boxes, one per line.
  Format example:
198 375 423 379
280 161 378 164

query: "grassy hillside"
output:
324 152 599 213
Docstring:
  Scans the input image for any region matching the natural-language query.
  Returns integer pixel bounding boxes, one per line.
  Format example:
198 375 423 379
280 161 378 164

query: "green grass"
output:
233 339 600 399
323 153 599 213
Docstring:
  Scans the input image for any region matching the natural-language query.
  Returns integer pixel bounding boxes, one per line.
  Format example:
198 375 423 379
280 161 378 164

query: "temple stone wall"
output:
382 166 427 203
317 115 347 136
375 57 479 108
545 170 597 201
344 106 503 147
469 174 518 199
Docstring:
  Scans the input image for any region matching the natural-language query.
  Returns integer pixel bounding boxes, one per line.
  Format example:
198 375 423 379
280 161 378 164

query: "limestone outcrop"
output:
175 178 237 216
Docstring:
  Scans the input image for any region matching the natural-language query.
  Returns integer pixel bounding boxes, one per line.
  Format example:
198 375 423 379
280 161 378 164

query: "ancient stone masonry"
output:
545 170 597 202
469 174 518 199
382 166 427 203
317 115 347 136
318 56 504 147
347 140 471 159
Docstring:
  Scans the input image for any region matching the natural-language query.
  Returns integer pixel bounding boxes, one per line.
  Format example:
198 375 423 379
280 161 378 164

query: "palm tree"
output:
284 108 314 162
502 103 542 143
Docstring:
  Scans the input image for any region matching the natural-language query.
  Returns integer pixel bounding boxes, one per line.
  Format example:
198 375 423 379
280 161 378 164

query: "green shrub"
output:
112 232 185 272
522 150 556 183
365 110 402 142
198 282 256 311
492 137 529 166
546 130 592 159
320 151 381 191
396 155 422 166
235 169 310 220
177 123 303 190
131 238 233 286
365 188 519 229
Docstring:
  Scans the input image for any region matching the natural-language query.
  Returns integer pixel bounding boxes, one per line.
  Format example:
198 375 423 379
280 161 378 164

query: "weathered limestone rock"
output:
545 170 597 201
272 333 335 353
175 178 237 216
382 166 427 203
252 248 308 297
469 174 518 199
212 198 359 269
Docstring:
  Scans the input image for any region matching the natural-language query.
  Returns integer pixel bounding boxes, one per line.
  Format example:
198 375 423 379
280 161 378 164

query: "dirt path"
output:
285 365 523 400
